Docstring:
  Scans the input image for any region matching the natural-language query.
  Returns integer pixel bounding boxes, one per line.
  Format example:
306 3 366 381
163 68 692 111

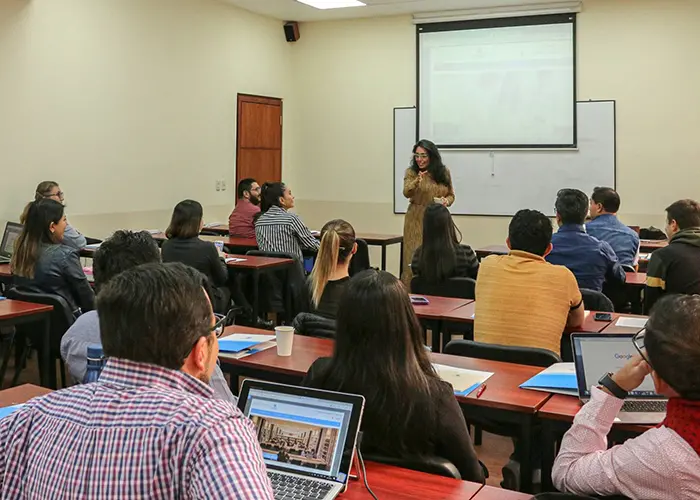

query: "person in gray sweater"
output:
60 230 236 404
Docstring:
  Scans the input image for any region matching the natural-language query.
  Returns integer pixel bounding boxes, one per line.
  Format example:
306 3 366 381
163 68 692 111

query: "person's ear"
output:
555 213 563 227
506 237 512 250
543 242 554 257
49 222 56 234
351 242 358 255
652 370 680 398
186 336 209 375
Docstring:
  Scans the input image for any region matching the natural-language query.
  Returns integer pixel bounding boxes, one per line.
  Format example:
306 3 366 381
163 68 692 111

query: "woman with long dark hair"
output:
302 270 484 482
161 199 231 314
412 203 478 282
402 139 455 284
12 199 94 315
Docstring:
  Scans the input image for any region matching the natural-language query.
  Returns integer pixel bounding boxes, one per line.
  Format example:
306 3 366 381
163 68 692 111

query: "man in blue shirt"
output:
547 188 626 292
586 187 640 267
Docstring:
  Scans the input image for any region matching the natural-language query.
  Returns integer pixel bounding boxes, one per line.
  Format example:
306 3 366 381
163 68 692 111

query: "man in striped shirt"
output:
0 263 274 499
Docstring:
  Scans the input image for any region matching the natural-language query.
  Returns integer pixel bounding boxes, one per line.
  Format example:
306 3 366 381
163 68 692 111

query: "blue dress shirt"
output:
585 214 640 267
546 224 626 292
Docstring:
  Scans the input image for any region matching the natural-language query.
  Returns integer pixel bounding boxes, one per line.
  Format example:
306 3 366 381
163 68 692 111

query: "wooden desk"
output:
475 245 508 260
0 264 10 278
625 271 646 287
472 485 531 499
538 393 650 492
411 296 473 351
0 384 52 407
219 333 547 492
639 239 667 252
0 300 54 388
344 461 483 500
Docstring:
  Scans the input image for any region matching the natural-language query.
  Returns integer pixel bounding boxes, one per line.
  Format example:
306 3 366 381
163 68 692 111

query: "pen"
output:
476 384 487 398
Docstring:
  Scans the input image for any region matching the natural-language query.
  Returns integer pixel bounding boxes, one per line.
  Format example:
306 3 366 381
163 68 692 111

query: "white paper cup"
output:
275 326 295 356
214 241 224 253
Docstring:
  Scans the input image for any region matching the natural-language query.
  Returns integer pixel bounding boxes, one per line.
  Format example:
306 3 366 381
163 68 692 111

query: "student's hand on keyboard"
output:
612 354 653 393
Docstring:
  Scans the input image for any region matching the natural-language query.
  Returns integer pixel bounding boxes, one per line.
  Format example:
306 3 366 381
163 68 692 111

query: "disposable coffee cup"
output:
275 326 295 356
214 241 224 253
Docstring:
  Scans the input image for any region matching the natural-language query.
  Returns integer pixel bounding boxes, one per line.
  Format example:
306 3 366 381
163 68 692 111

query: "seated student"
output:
475 209 584 355
162 200 230 314
229 178 261 239
411 203 479 282
60 230 236 404
255 182 320 261
0 263 273 498
586 186 640 267
21 181 87 250
12 199 94 315
553 294 700 498
546 188 626 292
302 269 484 482
306 219 356 320
646 199 700 312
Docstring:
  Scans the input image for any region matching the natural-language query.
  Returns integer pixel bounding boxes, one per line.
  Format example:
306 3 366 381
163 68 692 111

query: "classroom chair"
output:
5 287 73 389
361 452 462 480
246 250 304 324
292 312 336 339
579 288 614 312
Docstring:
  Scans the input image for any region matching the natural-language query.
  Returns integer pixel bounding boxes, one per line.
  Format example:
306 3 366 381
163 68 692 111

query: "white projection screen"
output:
418 15 576 148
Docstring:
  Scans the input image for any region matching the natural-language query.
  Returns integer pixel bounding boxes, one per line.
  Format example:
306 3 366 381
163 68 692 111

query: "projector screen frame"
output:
416 13 578 150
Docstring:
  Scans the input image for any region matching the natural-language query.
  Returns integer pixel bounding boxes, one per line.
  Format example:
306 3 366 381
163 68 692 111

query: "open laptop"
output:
0 222 22 264
572 333 667 424
238 379 365 500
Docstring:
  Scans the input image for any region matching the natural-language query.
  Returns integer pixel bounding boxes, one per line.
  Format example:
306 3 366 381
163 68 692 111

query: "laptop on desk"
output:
572 333 667 424
0 222 22 264
238 379 365 500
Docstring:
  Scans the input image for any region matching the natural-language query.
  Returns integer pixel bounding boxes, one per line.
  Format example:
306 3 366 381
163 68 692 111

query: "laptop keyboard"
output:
621 400 667 413
268 471 334 500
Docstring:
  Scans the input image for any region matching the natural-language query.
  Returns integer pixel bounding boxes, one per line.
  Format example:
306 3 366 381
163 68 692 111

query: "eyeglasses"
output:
633 328 650 366
212 309 236 338
413 153 429 159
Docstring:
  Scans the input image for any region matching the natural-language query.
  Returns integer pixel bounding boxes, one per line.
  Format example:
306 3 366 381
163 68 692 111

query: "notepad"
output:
520 363 578 396
204 222 225 228
432 364 493 396
615 317 648 328
225 257 246 263
84 243 101 250
218 334 274 353
0 404 24 420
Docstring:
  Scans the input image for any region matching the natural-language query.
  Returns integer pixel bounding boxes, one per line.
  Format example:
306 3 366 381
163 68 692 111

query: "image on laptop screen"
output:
1 224 22 256
241 387 355 483
573 335 659 398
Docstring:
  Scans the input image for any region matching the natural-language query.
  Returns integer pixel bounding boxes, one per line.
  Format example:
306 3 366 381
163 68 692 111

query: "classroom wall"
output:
0 0 294 236
289 0 700 274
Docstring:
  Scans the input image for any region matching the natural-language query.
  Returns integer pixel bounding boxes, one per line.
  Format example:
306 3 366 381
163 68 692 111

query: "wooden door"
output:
236 94 282 186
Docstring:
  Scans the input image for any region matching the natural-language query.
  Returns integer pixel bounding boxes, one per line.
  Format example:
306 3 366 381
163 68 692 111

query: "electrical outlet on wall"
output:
216 180 221 192
221 180 227 191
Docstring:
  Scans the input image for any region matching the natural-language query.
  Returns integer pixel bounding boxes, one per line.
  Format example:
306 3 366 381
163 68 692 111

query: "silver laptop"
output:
0 222 22 264
572 333 667 424
238 379 365 500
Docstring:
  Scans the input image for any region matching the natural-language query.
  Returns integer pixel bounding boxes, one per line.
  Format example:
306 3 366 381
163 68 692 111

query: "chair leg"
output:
11 341 27 387
59 359 67 388
474 426 483 446
0 330 15 389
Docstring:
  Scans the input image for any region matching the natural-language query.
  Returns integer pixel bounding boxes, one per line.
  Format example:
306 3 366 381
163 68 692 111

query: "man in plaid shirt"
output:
0 262 274 499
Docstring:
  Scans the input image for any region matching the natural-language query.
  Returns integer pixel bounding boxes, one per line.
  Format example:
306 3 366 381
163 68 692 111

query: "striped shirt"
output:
0 358 274 499
255 205 320 261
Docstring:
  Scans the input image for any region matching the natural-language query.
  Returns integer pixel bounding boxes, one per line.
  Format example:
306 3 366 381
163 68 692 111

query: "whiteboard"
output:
393 101 616 216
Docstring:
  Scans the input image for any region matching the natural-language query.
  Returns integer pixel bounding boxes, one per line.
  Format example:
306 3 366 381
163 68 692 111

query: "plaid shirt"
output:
0 358 274 499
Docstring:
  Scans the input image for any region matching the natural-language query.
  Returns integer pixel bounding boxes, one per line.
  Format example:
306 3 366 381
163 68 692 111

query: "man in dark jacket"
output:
645 199 700 312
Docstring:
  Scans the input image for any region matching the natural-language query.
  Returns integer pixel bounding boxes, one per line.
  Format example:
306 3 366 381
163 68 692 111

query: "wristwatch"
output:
598 372 628 399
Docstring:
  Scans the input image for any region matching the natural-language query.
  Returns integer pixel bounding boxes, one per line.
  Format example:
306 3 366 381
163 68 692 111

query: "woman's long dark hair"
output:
12 199 64 278
165 200 203 239
259 182 286 214
322 270 441 455
418 204 462 283
410 139 449 186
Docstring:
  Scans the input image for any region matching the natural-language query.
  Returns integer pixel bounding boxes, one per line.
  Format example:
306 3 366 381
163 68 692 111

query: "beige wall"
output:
290 0 700 272
0 0 293 237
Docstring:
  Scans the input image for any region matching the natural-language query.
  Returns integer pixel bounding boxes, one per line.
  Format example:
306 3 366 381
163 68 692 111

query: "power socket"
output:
216 180 221 192
221 180 227 191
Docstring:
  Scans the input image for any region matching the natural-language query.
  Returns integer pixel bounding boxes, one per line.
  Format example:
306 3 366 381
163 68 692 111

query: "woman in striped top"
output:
255 182 320 262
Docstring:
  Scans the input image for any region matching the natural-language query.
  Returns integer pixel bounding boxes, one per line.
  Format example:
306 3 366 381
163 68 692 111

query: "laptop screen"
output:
0 223 22 257
573 334 661 399
241 386 357 484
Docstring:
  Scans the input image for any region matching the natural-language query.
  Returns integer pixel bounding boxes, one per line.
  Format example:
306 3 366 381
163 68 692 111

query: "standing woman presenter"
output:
402 139 455 284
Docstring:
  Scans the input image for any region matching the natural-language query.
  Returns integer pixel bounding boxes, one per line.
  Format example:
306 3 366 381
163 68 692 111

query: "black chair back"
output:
411 276 476 300
444 339 561 368
580 288 614 312
292 312 336 339
621 264 636 273
246 251 305 319
361 452 461 480
349 239 370 276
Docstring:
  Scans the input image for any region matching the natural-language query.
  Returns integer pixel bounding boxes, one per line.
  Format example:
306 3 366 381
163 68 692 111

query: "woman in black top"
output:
306 219 356 319
412 203 479 282
161 200 230 313
12 199 94 315
302 270 484 482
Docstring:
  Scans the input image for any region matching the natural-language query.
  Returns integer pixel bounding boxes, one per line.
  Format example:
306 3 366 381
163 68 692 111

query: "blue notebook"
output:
0 404 24 420
218 334 274 354
455 382 482 397
519 363 578 396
